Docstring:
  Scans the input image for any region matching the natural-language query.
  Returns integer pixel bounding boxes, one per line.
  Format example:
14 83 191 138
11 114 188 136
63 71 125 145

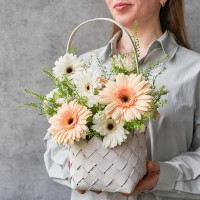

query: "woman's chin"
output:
113 15 137 28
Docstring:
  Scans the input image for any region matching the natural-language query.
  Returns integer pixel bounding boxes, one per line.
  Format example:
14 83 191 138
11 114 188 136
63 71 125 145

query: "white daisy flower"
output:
53 53 86 81
92 111 129 148
112 55 135 72
74 69 102 98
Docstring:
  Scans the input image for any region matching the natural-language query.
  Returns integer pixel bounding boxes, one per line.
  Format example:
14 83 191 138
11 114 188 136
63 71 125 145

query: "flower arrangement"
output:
19 23 169 149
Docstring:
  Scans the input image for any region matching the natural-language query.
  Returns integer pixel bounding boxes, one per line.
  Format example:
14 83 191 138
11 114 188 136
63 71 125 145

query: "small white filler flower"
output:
53 53 86 81
112 55 135 72
43 88 70 111
92 111 129 148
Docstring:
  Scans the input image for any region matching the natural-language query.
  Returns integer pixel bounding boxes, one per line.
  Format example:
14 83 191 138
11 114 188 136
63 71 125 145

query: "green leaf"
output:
86 116 93 123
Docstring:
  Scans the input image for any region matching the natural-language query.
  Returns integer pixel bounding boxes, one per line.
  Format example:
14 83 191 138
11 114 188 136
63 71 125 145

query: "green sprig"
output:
86 130 103 141
70 45 78 55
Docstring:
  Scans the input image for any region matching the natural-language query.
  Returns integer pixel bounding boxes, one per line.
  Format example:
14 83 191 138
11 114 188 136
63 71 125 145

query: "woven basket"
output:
69 131 147 193
67 18 147 194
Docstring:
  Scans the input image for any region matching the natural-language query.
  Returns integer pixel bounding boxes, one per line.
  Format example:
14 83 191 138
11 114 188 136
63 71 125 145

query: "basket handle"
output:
66 18 139 74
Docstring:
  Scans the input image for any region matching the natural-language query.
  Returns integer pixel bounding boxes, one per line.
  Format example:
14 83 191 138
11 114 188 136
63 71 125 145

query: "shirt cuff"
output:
150 161 179 192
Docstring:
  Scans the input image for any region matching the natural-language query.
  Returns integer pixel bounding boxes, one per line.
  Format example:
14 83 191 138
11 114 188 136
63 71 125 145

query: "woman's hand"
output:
120 161 160 197
67 155 102 195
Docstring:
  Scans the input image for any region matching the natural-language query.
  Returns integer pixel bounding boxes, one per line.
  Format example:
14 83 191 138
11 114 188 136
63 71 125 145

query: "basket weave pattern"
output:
69 132 147 193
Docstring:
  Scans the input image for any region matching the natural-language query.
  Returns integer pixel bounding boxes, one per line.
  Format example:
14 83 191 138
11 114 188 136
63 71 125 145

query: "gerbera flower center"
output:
68 118 74 125
85 83 91 92
107 124 114 130
59 109 79 131
106 119 116 132
66 66 73 74
113 87 137 108
121 95 129 103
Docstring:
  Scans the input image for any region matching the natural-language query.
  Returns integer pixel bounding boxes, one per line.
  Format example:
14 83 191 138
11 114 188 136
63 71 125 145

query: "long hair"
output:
111 0 191 49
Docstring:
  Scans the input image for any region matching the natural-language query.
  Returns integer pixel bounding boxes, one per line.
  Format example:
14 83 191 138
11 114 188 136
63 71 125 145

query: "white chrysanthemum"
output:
87 95 99 107
74 69 102 98
112 55 135 72
53 53 86 81
92 111 129 148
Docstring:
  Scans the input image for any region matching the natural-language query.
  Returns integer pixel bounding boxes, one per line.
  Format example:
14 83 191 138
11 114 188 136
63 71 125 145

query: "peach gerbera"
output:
99 73 153 122
48 100 92 146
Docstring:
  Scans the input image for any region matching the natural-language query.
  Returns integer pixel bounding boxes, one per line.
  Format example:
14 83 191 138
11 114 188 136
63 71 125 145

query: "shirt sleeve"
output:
43 131 72 188
150 76 200 199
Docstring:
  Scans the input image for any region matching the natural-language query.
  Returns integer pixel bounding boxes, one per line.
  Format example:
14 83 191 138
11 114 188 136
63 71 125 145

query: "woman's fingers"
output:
78 190 86 194
120 161 160 197
77 190 102 194
77 190 101 194
92 190 102 194
146 161 160 174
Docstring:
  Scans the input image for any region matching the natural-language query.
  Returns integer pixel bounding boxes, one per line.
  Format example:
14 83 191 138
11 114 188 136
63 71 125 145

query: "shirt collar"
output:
100 30 179 62
156 30 179 60
99 31 122 62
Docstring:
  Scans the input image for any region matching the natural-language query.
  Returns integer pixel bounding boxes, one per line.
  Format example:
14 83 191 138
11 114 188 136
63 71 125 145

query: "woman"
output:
43 0 200 199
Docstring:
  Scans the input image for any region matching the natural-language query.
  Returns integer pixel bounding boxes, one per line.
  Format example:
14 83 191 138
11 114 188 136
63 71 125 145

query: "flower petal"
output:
105 102 117 117
116 73 128 86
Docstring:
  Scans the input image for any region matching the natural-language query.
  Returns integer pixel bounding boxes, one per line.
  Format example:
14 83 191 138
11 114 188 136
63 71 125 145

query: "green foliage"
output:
91 50 108 78
131 20 140 59
123 112 152 132
43 97 59 117
70 45 78 55
19 62 88 117
110 55 129 76
90 103 105 115
18 88 46 115
87 51 94 68
94 88 99 95
130 20 140 74
23 88 45 101
139 54 168 83
86 130 103 141
42 63 88 106
86 116 94 131
86 116 93 123
152 85 169 109
18 102 45 115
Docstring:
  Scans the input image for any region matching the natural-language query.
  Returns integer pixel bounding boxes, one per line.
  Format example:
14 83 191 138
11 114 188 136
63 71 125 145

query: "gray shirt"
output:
43 30 200 200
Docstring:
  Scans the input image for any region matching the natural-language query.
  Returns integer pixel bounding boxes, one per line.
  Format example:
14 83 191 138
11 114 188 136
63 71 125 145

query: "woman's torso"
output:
69 30 200 200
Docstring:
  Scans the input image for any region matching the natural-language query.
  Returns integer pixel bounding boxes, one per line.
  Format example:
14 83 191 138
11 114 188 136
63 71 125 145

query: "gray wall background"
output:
0 1 199 200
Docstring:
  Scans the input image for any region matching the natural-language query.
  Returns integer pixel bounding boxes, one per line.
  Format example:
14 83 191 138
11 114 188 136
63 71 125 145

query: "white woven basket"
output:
69 131 147 193
67 18 147 194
